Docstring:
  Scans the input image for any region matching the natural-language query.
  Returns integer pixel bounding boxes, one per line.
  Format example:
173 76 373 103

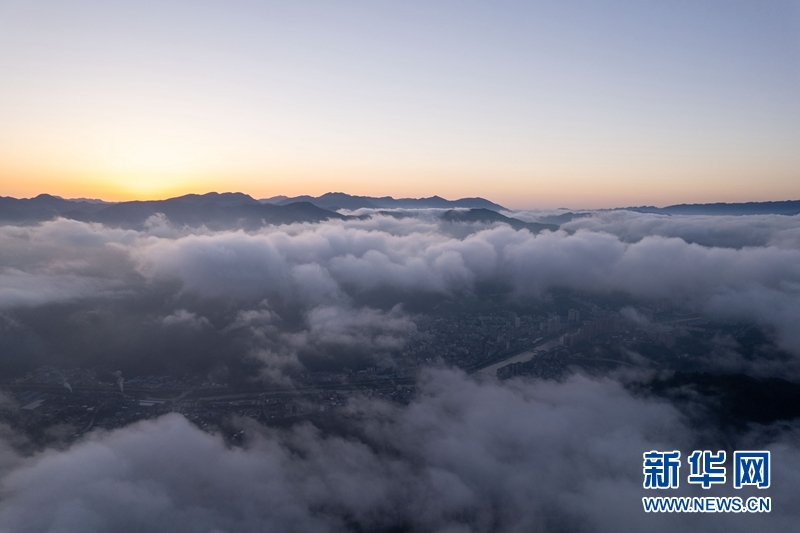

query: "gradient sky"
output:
0 0 798 209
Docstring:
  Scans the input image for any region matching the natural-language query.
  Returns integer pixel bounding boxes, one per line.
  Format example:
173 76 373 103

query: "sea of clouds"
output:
1 210 800 532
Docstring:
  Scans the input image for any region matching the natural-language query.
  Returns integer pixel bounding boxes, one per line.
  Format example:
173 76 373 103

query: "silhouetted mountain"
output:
84 197 347 229
623 200 800 216
260 195 290 204
65 197 110 204
0 194 108 223
0 192 345 229
441 208 558 233
264 192 507 211
169 192 261 207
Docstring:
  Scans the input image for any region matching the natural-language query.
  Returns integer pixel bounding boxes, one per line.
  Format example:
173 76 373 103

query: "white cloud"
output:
0 370 797 532
3 213 800 358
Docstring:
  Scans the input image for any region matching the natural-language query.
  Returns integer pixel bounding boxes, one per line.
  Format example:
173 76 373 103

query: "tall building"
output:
547 315 562 333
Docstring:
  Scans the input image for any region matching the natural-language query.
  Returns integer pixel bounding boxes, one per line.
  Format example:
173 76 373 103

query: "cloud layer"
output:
2 212 800 531
2 211 800 377
1 369 797 533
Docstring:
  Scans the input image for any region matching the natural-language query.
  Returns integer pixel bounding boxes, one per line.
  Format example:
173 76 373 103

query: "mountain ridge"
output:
0 193 345 229
261 192 507 211
619 199 800 216
4 194 800 231
0 192 554 233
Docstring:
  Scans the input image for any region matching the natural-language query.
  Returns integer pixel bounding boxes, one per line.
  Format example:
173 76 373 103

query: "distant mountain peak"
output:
172 192 259 205
266 192 506 211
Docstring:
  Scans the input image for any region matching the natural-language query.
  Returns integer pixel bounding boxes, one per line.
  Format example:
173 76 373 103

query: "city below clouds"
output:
1 201 800 531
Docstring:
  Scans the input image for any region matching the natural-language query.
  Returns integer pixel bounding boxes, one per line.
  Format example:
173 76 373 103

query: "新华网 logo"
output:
642 449 770 490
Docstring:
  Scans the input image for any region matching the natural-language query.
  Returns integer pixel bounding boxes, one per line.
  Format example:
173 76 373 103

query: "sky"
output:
0 0 798 209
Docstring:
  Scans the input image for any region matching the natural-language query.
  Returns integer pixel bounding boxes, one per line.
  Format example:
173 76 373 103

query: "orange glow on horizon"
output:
2 160 798 210
1 2 798 211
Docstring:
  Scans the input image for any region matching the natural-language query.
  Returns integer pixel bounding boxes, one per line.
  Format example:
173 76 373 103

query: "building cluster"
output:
405 311 554 369
496 350 566 381
538 309 581 335
13 366 206 392
559 313 623 347
4 389 171 446
1 371 418 447
1 301 711 447
177 385 415 431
